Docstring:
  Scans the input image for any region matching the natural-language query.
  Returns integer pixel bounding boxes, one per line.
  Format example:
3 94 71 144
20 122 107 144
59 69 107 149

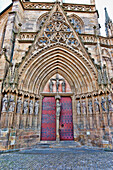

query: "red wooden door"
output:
41 97 56 141
60 97 74 140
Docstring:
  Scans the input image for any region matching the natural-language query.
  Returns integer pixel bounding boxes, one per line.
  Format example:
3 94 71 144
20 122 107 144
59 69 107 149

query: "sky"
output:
0 0 113 36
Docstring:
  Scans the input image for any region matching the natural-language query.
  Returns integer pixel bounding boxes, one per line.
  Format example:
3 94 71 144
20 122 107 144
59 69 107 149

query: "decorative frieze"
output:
23 2 95 13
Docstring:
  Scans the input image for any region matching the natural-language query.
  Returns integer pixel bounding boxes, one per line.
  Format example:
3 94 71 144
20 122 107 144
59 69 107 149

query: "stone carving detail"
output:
94 98 100 112
36 11 79 50
23 100 28 114
24 3 95 13
17 97 22 113
108 95 113 111
77 101 81 114
98 69 102 85
69 15 82 33
101 97 107 112
88 99 93 114
3 63 18 90
29 100 33 115
49 80 54 92
49 74 66 93
62 81 66 92
8 95 15 112
2 94 8 112
35 101 39 115
82 100 86 114
103 66 108 85
56 100 61 116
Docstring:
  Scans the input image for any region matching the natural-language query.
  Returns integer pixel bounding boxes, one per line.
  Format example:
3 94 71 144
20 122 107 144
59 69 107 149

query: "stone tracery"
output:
36 11 79 49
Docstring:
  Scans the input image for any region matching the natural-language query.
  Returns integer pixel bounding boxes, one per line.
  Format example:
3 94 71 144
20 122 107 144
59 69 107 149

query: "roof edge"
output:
0 3 13 16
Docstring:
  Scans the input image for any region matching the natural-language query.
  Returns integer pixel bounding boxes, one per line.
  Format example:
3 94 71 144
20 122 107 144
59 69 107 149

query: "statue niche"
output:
43 74 71 93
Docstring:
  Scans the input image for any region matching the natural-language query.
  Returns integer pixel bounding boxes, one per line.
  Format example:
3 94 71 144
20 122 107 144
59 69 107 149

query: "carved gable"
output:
28 3 89 59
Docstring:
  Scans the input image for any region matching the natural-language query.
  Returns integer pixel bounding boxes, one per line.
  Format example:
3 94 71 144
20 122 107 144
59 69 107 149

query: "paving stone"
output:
0 148 113 169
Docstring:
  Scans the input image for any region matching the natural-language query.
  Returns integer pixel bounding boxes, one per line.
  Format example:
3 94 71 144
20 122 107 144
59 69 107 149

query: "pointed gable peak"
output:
33 3 80 51
25 1 89 61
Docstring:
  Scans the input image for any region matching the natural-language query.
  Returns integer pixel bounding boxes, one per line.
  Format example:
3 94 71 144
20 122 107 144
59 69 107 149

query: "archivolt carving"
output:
18 45 98 95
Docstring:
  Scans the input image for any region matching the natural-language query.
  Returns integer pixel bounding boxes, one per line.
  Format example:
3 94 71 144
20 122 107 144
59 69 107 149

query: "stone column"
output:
33 99 39 129
38 96 43 141
23 98 29 128
16 96 22 128
81 99 87 130
72 95 76 140
88 97 93 130
55 95 61 142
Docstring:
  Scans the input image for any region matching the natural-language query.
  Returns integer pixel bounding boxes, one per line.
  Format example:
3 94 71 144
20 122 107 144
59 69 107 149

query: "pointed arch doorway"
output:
41 74 74 141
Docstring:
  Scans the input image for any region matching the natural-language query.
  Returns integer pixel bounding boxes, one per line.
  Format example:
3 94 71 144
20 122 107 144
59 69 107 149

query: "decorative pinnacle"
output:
104 7 111 24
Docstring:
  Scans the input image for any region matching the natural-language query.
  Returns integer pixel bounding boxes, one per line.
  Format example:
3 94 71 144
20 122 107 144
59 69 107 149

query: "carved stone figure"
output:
82 100 86 114
108 95 113 111
88 100 93 114
101 97 107 112
77 101 81 114
17 97 22 113
56 74 60 92
35 101 39 115
62 80 66 92
49 80 53 92
2 94 8 112
9 95 15 112
29 100 33 114
56 100 61 116
94 98 99 112
23 100 28 114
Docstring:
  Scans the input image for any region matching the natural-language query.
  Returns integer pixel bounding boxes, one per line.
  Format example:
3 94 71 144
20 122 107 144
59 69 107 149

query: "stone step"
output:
33 141 81 149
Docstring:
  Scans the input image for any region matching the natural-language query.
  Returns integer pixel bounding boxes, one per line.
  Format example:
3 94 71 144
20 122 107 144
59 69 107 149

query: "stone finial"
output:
90 0 95 5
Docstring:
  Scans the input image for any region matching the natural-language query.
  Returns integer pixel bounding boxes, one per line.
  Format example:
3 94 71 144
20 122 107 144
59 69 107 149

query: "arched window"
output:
37 12 49 31
68 14 84 34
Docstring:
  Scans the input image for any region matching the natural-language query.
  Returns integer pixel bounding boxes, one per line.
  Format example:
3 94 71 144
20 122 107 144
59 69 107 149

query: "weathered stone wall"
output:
0 0 113 150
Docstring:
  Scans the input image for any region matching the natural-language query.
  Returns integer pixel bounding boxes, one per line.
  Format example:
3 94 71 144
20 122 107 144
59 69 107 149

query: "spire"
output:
104 8 112 37
104 7 111 24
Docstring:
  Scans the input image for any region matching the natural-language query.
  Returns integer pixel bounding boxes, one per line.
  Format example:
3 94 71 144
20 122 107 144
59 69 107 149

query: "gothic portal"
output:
0 0 113 150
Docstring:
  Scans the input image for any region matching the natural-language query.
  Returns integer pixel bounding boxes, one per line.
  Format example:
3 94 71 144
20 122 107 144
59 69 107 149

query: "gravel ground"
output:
0 148 113 170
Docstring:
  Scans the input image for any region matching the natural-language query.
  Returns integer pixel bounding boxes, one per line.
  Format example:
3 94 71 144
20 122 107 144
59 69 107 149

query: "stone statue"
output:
56 74 60 92
108 95 113 111
9 95 15 112
17 97 22 113
35 101 39 115
101 97 106 112
62 80 66 92
29 100 33 114
77 101 81 114
82 100 86 114
49 80 53 92
23 100 28 114
94 98 99 112
56 100 61 116
88 100 93 114
2 94 8 112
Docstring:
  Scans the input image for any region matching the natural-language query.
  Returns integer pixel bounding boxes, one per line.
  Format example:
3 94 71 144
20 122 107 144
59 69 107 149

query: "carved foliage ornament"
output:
36 12 79 49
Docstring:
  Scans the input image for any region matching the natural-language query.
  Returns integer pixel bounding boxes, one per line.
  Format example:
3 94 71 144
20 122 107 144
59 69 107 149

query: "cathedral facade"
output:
0 0 113 150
